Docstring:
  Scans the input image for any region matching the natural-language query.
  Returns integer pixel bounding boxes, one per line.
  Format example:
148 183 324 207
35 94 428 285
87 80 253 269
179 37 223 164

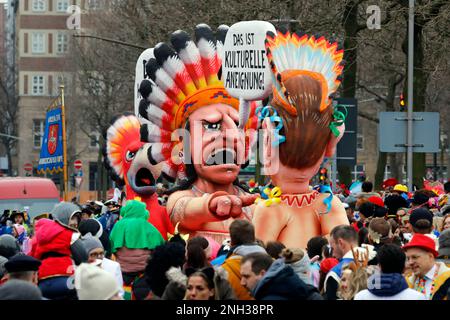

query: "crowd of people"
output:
0 180 449 301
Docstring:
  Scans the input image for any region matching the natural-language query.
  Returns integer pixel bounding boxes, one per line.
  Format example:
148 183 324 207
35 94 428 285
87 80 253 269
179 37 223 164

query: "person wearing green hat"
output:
109 200 165 300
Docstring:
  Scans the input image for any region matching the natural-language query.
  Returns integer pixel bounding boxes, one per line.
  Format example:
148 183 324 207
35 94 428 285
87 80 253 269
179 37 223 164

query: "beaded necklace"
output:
415 263 440 299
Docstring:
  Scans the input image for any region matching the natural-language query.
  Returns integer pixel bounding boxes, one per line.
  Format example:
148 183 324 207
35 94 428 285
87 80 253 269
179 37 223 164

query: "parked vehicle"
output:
0 177 60 219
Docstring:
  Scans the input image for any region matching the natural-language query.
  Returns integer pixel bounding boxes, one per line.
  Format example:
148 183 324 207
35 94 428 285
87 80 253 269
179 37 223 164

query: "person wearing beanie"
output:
0 279 43 300
355 244 426 300
281 247 313 286
81 233 124 298
75 263 122 300
78 219 111 258
0 234 20 259
109 200 165 299
51 202 82 230
403 233 450 300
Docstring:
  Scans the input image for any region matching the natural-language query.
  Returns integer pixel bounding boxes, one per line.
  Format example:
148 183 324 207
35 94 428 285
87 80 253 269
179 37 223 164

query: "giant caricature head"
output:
104 113 161 196
138 24 257 186
261 30 346 184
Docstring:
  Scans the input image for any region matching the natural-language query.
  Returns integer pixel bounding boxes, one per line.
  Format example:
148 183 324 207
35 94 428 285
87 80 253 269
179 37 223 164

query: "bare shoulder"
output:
253 202 287 222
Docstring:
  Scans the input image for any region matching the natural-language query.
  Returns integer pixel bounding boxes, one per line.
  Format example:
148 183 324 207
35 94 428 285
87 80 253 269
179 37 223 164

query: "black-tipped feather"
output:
145 58 160 82
139 79 152 99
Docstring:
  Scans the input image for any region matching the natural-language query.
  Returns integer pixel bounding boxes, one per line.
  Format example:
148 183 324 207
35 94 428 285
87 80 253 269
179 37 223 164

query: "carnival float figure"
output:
104 113 174 239
138 24 259 244
252 29 349 249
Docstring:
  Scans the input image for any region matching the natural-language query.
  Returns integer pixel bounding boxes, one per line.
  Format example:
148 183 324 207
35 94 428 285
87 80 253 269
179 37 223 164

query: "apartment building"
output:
16 0 104 198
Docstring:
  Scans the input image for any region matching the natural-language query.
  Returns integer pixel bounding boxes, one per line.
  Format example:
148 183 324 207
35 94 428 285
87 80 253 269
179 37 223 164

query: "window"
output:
57 33 68 53
32 76 45 95
56 0 69 12
31 33 45 54
33 119 45 148
352 164 365 180
88 0 102 10
32 0 46 12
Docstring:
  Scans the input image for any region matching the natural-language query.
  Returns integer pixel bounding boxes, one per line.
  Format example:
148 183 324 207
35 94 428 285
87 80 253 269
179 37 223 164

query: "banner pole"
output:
60 85 68 201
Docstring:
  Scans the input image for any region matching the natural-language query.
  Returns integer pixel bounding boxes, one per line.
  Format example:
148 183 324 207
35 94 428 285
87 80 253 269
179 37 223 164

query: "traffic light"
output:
319 167 328 183
399 93 405 111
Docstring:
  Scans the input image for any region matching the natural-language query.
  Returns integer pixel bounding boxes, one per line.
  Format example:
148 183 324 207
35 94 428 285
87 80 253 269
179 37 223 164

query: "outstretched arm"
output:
167 191 257 232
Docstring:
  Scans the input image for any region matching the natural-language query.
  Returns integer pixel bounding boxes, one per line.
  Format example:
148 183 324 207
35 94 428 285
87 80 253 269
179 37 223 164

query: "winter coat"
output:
252 259 323 300
220 244 267 300
30 219 77 280
354 273 426 300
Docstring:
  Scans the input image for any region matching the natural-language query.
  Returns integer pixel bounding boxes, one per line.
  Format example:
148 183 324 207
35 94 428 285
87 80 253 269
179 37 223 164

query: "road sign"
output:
24 163 33 172
74 159 83 170
379 112 440 153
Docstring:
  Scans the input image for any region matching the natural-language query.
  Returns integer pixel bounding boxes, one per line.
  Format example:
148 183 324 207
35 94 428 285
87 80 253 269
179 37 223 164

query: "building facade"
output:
16 0 103 200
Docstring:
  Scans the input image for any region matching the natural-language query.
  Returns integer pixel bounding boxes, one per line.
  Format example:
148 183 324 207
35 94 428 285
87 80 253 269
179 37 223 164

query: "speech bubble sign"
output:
134 48 154 116
222 21 275 101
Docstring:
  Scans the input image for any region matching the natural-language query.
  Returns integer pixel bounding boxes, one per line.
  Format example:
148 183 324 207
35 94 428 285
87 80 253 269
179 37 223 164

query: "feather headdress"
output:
104 113 143 185
138 24 258 181
265 29 344 116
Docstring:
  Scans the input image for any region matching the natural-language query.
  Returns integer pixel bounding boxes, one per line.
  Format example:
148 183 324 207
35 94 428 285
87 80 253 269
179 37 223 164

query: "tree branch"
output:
357 82 389 104
358 111 379 124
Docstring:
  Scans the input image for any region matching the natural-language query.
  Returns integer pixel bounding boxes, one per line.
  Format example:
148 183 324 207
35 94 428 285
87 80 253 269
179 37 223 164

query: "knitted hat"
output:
51 202 81 226
281 248 305 264
281 248 312 285
75 263 120 300
409 208 433 229
438 229 450 257
0 235 20 259
0 280 43 300
80 233 103 255
402 233 439 257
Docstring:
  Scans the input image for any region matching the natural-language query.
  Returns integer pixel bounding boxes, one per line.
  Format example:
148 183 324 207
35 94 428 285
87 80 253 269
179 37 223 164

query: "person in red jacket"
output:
30 218 87 300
